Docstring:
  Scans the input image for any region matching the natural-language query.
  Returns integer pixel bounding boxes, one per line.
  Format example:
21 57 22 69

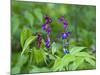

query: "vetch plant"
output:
59 16 71 54
42 15 52 48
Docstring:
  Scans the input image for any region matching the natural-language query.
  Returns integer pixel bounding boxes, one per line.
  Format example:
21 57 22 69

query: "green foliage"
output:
12 55 28 74
70 46 86 54
20 28 33 47
33 8 43 23
29 65 50 73
74 52 95 59
85 57 95 67
21 35 37 55
11 14 20 35
69 57 84 70
32 47 47 66
52 57 63 71
51 42 58 55
52 47 96 71
24 11 34 27
20 28 37 55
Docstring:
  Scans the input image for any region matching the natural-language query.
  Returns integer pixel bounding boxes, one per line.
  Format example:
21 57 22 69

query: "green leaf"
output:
24 11 34 27
62 54 75 68
52 57 63 71
11 55 28 74
85 57 96 67
53 54 76 71
21 36 37 55
32 48 47 66
51 42 58 55
29 66 50 73
69 57 84 70
48 54 56 60
11 14 20 34
16 55 28 66
11 66 21 74
70 46 86 54
74 52 95 59
33 8 43 23
20 28 32 48
40 49 47 65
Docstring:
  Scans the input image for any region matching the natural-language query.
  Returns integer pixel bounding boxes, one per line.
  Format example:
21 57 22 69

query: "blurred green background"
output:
11 0 96 74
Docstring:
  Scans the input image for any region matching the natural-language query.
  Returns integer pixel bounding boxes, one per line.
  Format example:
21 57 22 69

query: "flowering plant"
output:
11 2 96 74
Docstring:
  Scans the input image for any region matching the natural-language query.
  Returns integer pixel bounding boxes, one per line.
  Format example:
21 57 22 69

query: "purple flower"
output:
44 15 49 20
59 16 68 30
46 27 51 35
42 24 48 30
46 18 52 24
42 15 52 35
45 37 50 48
66 32 71 36
59 16 65 22
42 24 47 30
62 33 67 39
42 24 51 35
44 15 52 24
63 20 68 29
62 32 71 39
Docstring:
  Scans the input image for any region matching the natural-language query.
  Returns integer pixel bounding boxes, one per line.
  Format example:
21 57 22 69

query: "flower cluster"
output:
59 16 71 54
59 16 71 40
59 16 68 30
42 15 52 48
42 16 52 35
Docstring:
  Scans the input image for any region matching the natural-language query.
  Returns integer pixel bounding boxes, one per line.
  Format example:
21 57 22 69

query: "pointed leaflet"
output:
85 57 96 67
12 55 28 74
24 11 34 27
12 14 20 34
52 57 63 71
29 65 50 73
69 57 84 70
21 36 37 55
20 28 32 48
33 8 43 23
74 52 95 59
70 46 86 54
62 54 75 69
51 42 58 55
32 47 47 66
